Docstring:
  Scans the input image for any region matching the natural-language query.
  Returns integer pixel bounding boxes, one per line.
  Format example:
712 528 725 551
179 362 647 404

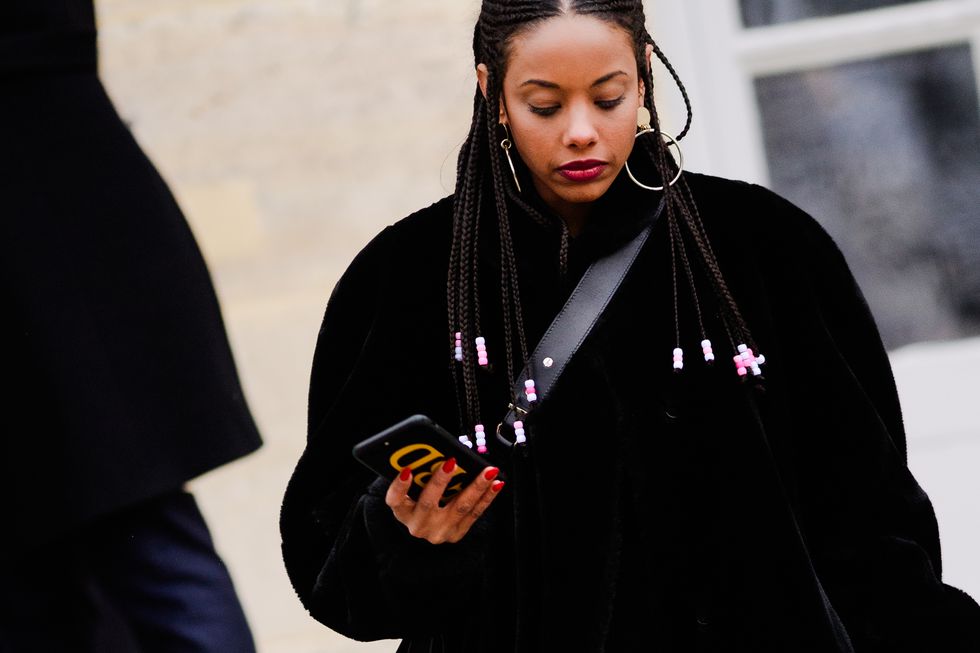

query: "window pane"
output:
754 44 980 348
740 0 925 27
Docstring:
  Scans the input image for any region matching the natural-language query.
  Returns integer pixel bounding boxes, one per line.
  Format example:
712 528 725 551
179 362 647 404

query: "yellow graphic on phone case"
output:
390 443 467 497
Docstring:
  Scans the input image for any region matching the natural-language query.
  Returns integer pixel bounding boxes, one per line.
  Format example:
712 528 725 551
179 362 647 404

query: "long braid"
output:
457 161 479 427
676 175 755 346
672 209 708 342
629 25 760 359
485 76 528 388
650 40 693 142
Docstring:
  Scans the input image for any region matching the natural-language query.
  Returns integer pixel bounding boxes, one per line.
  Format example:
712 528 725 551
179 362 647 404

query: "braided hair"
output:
449 0 758 434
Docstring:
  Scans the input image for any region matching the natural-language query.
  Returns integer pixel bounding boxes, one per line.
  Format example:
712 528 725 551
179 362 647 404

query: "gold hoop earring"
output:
500 124 522 193
625 107 684 191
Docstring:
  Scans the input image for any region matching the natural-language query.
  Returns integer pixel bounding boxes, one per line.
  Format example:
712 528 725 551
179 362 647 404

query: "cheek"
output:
608 118 638 161
511 126 554 170
605 123 636 167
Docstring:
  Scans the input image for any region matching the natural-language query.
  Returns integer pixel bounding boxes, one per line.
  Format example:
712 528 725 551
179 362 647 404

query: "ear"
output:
476 63 490 100
639 43 654 99
477 63 510 126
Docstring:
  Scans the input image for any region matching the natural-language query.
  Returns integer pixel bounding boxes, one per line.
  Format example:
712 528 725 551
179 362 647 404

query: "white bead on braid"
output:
474 424 487 454
513 420 527 444
701 339 715 363
475 337 489 367
524 379 538 403
734 343 766 377
454 332 463 362
672 347 684 371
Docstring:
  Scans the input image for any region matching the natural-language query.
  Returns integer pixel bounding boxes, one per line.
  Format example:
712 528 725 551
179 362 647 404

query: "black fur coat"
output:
280 172 980 652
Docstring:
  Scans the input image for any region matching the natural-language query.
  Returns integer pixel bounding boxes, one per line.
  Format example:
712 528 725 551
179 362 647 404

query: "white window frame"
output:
647 0 980 184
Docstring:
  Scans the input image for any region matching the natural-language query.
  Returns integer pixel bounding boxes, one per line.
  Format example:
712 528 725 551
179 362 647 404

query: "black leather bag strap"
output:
496 197 667 447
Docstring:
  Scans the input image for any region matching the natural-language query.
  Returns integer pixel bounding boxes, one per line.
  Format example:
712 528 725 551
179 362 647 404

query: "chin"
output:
556 180 615 204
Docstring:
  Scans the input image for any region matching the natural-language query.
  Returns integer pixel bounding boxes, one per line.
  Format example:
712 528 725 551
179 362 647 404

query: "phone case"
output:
352 414 499 501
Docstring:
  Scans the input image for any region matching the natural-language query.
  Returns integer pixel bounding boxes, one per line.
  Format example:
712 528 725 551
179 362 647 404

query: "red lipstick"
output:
558 159 607 182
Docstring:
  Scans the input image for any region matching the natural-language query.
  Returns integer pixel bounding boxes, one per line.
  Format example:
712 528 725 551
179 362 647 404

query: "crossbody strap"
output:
496 196 667 447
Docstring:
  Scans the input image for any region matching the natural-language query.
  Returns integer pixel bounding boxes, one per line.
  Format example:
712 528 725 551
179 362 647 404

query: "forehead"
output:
505 14 637 86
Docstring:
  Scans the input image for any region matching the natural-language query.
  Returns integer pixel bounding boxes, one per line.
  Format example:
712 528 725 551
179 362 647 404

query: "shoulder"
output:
685 172 820 235
683 171 844 267
388 194 455 241
368 195 454 257
333 195 454 295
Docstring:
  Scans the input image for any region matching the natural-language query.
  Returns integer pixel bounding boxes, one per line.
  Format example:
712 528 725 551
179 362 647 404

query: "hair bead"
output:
524 379 538 403
672 347 684 371
701 339 715 363
513 420 527 444
476 336 489 367
735 343 766 377
475 424 488 454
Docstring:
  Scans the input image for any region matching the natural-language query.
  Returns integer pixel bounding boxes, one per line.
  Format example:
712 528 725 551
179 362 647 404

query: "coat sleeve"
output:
279 225 486 642
765 189 980 652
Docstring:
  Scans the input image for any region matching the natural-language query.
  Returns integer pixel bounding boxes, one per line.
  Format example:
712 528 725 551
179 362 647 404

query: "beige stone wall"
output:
97 1 480 651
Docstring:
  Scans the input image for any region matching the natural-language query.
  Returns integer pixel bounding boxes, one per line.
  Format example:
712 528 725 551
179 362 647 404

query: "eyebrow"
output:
519 70 628 89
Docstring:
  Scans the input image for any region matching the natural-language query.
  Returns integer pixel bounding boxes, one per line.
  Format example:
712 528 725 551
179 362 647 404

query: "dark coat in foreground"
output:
281 172 980 652
1 1 261 550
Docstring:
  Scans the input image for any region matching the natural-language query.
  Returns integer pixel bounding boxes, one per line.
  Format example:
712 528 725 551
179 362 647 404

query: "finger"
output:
452 479 505 541
446 466 500 518
385 467 416 524
415 457 459 513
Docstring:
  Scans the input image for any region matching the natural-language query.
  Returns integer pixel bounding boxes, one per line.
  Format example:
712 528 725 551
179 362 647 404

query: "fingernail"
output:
399 467 412 482
491 480 505 493
442 457 457 473
483 467 500 481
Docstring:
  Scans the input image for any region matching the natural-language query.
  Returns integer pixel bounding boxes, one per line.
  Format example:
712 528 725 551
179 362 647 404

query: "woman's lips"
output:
558 159 607 182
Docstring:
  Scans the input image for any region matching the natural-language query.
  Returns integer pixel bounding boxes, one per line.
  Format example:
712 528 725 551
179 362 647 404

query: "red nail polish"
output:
483 467 499 481
442 457 456 473
491 480 505 493
399 467 412 482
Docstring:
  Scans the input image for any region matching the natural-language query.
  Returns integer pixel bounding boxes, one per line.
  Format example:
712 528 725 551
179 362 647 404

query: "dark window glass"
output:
754 44 980 348
740 0 925 27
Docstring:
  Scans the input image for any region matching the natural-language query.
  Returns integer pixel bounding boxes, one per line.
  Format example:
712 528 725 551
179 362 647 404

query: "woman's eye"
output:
596 96 626 110
529 105 560 117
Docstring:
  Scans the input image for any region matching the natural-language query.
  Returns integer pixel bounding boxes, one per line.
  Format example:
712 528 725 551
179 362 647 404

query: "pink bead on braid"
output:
513 420 527 444
672 347 684 371
475 337 489 367
701 339 715 363
734 343 766 377
474 424 487 454
524 379 538 403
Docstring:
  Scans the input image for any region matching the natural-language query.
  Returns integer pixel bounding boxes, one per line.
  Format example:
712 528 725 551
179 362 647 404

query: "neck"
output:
531 179 594 237
560 203 591 237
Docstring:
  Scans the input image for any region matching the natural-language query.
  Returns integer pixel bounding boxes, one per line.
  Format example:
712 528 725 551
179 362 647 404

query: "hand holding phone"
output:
385 456 504 545
352 414 503 501
353 415 506 544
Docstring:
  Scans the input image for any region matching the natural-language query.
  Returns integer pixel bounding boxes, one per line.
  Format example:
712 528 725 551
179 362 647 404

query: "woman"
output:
281 1 980 651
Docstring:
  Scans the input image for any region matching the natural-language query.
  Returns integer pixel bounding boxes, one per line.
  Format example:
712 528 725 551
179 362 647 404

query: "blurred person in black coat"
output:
0 2 262 651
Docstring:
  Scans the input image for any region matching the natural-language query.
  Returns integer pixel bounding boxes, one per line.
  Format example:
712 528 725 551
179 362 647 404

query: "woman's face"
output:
480 14 645 220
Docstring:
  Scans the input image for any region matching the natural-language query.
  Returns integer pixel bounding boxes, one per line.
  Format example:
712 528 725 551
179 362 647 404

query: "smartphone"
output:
352 414 499 502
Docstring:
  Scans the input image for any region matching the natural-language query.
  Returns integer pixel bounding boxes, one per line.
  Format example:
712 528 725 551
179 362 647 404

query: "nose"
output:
562 103 599 149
